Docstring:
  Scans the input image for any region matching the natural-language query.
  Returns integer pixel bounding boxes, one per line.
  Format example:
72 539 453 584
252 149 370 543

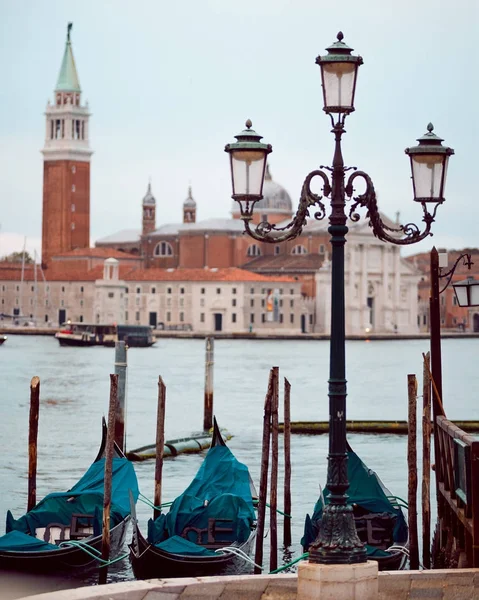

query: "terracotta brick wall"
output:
42 160 90 265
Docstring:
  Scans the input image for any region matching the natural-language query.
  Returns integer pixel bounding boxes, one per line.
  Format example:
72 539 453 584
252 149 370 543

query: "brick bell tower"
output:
41 23 92 267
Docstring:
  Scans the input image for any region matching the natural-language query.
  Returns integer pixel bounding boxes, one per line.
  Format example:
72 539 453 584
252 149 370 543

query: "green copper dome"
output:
55 23 81 93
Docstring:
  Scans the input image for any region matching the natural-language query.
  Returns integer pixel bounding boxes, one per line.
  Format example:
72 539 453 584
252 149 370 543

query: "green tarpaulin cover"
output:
148 445 255 553
302 450 408 554
155 535 217 556
0 530 59 552
1 457 139 552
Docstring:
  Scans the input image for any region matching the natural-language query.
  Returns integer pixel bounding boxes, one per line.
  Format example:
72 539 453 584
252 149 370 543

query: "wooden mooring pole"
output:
269 367 279 573
407 373 419 570
283 378 292 547
254 367 274 574
203 337 214 431
422 353 432 569
114 341 127 453
99 374 118 585
27 376 40 512
154 376 166 522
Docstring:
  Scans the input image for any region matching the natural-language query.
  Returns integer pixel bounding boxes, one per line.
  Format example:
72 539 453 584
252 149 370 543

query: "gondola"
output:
0 420 139 572
129 418 257 579
0 335 7 346
302 444 408 571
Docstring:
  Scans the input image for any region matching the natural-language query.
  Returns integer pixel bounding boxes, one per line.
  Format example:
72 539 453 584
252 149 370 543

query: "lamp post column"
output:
309 123 367 564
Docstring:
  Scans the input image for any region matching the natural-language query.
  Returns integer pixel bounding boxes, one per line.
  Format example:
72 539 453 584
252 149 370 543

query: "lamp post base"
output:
297 560 378 600
308 503 367 564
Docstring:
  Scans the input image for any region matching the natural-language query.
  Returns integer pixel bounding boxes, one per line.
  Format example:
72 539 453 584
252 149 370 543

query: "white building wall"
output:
315 233 421 335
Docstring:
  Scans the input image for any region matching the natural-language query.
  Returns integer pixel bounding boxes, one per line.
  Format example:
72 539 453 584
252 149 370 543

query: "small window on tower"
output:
71 203 75 212
71 223 75 230
72 185 76 193
72 165 76 174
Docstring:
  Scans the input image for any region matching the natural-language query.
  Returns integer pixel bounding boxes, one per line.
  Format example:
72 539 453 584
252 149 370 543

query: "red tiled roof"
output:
52 248 139 260
0 264 295 284
244 254 324 272
122 267 296 283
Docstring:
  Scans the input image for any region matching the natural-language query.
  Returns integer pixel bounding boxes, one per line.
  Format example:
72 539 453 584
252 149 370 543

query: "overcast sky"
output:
0 0 477 260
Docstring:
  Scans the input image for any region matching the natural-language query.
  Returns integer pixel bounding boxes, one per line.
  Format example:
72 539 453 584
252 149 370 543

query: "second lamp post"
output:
225 32 454 565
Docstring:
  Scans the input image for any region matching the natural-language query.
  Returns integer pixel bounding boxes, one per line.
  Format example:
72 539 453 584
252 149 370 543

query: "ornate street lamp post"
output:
225 32 454 565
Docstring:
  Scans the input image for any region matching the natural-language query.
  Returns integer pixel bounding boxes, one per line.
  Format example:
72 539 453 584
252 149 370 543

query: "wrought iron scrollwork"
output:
439 253 473 294
243 169 331 243
345 170 441 246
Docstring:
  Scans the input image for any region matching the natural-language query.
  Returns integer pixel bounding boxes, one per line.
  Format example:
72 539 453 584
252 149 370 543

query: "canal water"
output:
0 335 477 595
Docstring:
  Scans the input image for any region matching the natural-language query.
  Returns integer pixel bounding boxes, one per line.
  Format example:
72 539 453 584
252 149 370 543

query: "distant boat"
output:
55 322 155 348
0 335 7 346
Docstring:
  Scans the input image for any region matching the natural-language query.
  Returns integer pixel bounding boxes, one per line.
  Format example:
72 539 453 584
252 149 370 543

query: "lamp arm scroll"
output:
243 169 331 244
438 253 473 294
346 170 438 246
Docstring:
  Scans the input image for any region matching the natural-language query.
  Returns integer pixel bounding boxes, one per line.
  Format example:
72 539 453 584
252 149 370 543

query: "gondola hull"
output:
0 419 139 574
302 446 408 571
129 417 257 580
130 524 256 580
0 516 129 573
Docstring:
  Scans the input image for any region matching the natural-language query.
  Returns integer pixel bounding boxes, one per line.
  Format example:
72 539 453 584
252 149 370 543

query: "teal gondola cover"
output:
155 535 217 556
0 530 59 552
301 451 408 552
148 445 255 551
2 457 139 551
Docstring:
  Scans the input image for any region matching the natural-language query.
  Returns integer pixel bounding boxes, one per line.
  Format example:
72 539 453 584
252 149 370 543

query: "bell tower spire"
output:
41 24 92 266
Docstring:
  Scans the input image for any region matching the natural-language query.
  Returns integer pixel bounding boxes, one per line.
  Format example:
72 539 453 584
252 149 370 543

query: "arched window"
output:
247 244 262 257
154 241 174 257
291 245 308 255
274 245 281 256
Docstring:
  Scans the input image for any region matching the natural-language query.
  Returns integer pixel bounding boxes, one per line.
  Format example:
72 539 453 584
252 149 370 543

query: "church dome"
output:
183 186 196 208
231 164 292 216
143 182 156 206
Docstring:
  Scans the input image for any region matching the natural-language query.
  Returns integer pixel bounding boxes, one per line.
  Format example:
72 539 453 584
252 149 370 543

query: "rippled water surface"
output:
0 335 478 594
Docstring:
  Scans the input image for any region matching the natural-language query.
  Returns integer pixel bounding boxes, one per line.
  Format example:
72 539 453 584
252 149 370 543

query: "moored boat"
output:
55 322 155 348
129 419 257 579
302 445 408 571
0 420 139 572
0 335 7 346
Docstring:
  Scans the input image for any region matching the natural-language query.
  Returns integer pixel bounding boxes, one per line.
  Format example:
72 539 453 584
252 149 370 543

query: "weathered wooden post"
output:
154 376 166 522
99 374 118 585
114 341 128 453
254 367 274 575
270 367 279 573
422 353 432 569
283 378 292 547
407 373 419 570
28 376 40 512
203 337 214 431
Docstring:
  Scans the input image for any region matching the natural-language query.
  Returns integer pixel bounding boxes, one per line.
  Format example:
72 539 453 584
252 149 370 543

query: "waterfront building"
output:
407 249 479 333
315 218 421 335
0 259 309 334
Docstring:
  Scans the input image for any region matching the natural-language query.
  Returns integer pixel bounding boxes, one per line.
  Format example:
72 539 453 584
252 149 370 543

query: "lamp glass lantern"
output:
405 124 454 203
315 32 363 114
224 120 272 218
453 277 479 307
